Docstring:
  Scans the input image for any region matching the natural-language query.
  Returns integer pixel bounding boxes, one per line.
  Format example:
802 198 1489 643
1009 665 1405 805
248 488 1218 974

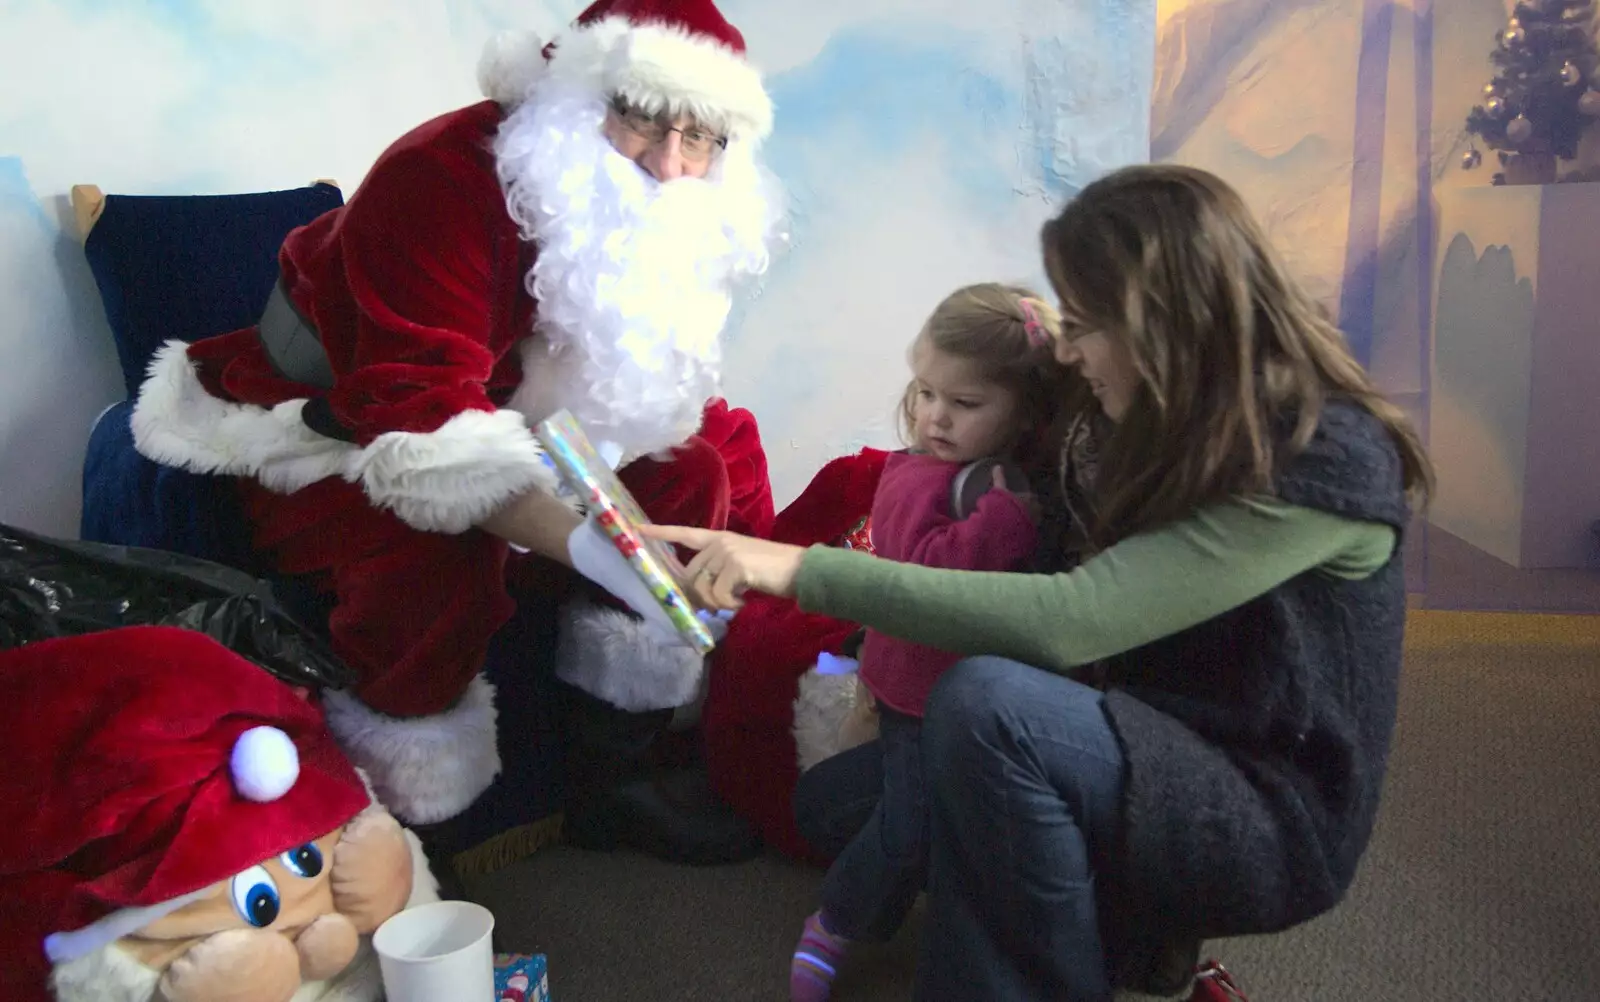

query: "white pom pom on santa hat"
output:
478 29 548 105
231 726 300 803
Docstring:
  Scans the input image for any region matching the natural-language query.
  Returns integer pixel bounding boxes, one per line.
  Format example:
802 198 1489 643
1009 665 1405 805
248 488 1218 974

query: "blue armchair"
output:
69 181 570 876
73 181 344 574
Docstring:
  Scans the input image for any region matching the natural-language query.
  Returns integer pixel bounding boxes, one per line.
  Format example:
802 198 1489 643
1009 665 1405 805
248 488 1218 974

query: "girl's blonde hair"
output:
898 283 1085 473
1040 164 1433 546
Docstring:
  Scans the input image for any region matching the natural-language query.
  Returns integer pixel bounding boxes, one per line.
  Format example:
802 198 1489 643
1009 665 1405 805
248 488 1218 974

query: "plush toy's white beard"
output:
48 941 383 1002
495 82 785 459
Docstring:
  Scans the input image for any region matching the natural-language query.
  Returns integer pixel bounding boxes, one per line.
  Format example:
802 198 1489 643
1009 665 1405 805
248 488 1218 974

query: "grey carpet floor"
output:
466 611 1600 1001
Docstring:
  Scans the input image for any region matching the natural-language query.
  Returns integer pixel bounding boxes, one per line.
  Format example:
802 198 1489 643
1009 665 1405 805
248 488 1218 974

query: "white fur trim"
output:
555 600 706 712
478 29 548 105
549 16 772 141
356 409 558 534
793 668 862 772
131 340 354 493
321 676 501 825
131 340 561 535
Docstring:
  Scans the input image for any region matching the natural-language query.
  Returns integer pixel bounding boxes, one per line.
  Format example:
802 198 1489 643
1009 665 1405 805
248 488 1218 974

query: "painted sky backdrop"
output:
0 0 1154 534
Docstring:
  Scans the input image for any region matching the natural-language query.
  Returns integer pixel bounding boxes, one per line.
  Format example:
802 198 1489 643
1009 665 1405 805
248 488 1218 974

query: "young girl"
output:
786 283 1070 1002
652 165 1432 1001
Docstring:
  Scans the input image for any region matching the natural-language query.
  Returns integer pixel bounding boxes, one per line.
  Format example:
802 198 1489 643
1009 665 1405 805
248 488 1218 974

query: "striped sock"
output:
790 910 852 1002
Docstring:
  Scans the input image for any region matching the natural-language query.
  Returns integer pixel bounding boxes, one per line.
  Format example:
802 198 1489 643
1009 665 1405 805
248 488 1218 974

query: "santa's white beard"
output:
495 82 785 460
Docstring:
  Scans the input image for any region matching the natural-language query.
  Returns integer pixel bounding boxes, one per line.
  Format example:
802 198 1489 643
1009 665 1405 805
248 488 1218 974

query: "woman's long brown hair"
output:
1041 164 1433 547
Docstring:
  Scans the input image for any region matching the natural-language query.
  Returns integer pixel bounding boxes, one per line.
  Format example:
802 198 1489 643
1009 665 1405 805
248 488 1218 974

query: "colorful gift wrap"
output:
494 952 551 1002
535 410 716 654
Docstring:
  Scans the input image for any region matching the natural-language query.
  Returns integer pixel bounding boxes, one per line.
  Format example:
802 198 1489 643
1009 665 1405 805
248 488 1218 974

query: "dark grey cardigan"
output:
1096 401 1411 975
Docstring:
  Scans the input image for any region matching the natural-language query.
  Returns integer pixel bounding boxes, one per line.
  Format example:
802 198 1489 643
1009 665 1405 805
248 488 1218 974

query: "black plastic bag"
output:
0 523 354 689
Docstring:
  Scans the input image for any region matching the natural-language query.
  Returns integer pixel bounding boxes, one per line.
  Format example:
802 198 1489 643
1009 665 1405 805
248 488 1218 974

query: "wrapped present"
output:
494 952 551 1002
535 410 714 654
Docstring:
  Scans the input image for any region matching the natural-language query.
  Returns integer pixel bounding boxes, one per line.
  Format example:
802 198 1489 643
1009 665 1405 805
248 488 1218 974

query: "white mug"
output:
373 900 496 1002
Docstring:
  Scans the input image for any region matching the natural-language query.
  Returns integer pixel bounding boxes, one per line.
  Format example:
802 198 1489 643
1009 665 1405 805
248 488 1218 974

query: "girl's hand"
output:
642 525 808 611
992 465 1041 523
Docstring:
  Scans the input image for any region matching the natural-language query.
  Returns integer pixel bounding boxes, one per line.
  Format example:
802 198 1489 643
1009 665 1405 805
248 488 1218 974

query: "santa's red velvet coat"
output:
190 100 553 711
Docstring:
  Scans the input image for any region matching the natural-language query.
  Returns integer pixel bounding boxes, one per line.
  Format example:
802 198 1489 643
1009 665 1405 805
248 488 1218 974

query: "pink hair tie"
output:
1019 299 1050 348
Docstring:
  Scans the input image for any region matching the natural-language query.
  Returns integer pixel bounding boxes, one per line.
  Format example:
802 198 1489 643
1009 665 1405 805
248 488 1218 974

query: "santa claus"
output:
126 0 784 871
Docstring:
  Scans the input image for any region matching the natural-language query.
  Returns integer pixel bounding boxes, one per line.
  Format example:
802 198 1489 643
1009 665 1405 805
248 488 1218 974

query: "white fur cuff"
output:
321 677 501 825
555 600 707 712
353 409 560 534
131 340 354 494
131 339 562 535
548 16 773 141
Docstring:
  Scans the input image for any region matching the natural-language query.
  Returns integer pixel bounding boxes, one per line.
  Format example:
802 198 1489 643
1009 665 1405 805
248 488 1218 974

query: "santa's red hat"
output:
0 627 370 1001
478 0 773 141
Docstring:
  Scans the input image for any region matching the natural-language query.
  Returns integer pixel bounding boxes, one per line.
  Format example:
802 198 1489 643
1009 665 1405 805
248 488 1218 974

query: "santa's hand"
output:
991 464 1041 523
566 518 687 644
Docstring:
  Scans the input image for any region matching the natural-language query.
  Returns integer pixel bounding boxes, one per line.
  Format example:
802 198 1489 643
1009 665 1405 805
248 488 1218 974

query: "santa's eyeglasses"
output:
609 98 728 162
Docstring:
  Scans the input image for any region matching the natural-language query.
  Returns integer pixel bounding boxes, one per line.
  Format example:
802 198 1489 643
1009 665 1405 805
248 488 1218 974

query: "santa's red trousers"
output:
235 400 772 719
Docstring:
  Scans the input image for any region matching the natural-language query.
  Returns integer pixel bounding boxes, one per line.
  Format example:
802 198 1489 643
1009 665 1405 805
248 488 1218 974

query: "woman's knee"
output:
922 657 1036 761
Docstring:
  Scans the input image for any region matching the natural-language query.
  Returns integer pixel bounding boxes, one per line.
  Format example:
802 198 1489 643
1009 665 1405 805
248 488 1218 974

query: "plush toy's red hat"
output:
0 627 369 1002
478 0 773 140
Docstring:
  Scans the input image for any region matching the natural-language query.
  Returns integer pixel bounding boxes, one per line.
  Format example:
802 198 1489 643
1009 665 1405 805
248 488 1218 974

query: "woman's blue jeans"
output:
795 657 1127 1002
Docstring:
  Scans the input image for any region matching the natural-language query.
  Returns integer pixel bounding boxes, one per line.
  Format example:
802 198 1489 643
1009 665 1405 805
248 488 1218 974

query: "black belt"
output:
257 279 355 443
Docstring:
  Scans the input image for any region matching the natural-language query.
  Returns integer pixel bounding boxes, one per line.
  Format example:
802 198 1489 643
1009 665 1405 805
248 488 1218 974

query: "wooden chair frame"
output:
68 180 340 241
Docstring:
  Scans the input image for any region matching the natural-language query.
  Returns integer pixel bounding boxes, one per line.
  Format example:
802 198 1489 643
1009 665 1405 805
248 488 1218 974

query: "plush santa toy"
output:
701 448 889 862
0 626 440 1002
126 0 785 830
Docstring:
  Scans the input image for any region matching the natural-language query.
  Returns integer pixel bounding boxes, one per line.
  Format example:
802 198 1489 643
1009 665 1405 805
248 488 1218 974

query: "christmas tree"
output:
1464 0 1600 184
